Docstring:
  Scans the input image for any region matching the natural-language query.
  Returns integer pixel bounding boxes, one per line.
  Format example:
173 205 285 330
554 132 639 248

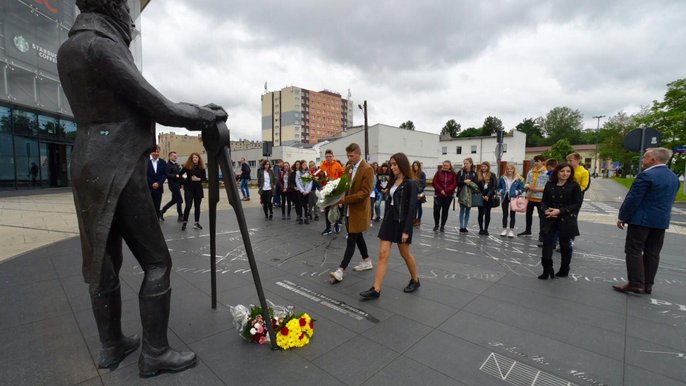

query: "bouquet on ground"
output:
230 304 315 350
300 169 328 185
315 174 350 223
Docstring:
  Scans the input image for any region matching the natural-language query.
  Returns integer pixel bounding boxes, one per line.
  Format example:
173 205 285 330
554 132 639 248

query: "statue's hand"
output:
204 103 228 122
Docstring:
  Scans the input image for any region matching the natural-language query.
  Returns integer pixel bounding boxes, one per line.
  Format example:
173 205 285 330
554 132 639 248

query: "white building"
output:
438 130 527 172
322 124 440 168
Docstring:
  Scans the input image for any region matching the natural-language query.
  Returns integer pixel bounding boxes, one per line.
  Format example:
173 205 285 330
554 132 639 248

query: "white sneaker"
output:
507 229 515 238
353 259 373 271
330 269 343 282
500 228 508 237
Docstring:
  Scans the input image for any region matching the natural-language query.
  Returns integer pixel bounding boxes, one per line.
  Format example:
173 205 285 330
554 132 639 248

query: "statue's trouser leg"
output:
89 228 140 368
114 168 196 377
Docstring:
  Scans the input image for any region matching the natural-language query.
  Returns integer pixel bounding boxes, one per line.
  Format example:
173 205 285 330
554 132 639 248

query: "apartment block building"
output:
261 86 353 146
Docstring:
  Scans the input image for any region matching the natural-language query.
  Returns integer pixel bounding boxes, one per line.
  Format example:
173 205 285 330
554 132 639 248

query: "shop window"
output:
39 114 60 138
0 106 15 187
13 109 38 137
62 119 77 140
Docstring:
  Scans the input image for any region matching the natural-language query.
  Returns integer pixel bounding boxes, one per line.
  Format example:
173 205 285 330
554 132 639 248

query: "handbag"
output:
417 193 427 203
510 196 528 213
470 192 483 207
490 194 500 208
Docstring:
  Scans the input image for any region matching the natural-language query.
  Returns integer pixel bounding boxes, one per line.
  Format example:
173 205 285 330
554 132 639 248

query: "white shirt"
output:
263 170 272 191
389 183 398 206
150 157 159 173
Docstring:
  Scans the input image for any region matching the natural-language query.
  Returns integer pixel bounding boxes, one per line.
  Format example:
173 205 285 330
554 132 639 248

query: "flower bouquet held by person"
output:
316 174 350 223
300 169 328 186
230 304 315 350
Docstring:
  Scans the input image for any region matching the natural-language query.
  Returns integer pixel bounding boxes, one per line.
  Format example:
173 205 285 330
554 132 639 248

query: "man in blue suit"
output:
614 147 680 295
148 145 167 221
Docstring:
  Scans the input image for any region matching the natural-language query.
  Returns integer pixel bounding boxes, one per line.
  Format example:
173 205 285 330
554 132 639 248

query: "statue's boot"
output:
138 289 196 377
91 287 140 368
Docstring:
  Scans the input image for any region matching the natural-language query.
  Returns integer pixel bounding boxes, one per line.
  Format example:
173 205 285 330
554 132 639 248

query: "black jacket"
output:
166 160 183 190
541 181 583 237
477 173 497 198
385 179 419 235
181 166 207 198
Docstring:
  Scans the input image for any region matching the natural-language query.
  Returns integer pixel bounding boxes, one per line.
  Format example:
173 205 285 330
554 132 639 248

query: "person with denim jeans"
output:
239 157 251 201
521 155 549 244
456 158 478 233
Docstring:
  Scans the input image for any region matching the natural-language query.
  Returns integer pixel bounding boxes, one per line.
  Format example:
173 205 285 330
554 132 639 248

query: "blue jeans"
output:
459 204 471 229
240 178 249 198
374 194 383 218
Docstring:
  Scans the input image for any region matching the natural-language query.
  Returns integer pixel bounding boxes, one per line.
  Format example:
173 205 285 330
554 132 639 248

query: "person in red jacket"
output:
432 160 457 232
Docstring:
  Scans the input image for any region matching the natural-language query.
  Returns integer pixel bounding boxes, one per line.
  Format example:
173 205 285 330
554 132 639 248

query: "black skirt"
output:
377 213 413 244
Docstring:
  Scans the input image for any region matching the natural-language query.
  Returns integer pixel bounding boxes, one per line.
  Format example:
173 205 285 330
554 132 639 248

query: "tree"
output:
440 119 461 138
481 116 503 136
598 111 642 176
399 120 415 130
542 139 575 162
543 107 584 144
458 127 482 138
516 117 544 147
636 78 686 176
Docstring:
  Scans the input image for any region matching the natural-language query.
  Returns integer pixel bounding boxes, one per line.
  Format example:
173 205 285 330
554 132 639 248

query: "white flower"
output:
254 322 262 330
249 327 257 335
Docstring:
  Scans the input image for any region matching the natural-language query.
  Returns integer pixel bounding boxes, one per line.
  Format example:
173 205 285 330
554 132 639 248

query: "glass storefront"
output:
0 103 74 189
0 0 145 189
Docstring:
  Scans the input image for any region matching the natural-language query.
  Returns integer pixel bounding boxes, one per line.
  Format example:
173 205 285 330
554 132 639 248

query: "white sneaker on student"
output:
353 259 373 271
507 229 515 238
330 269 343 283
500 228 508 237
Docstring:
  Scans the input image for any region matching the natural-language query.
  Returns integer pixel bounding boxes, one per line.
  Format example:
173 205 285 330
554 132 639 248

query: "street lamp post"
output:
358 101 369 160
592 115 605 177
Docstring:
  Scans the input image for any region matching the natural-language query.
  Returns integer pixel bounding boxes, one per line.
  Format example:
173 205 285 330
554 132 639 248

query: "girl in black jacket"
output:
360 152 420 299
181 153 207 231
477 161 497 235
538 163 583 279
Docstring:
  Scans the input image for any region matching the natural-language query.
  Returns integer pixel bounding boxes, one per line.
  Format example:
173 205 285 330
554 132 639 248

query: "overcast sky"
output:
140 0 686 141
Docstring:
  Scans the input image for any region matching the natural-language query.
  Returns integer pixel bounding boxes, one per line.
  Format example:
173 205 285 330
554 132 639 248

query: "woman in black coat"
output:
180 153 207 231
476 161 497 235
538 163 583 279
360 152 420 299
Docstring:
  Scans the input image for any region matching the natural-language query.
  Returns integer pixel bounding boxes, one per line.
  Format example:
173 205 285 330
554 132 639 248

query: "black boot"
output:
90 287 140 368
538 268 555 280
138 289 196 377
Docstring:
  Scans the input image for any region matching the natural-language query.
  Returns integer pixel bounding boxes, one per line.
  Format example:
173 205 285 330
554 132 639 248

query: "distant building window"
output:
441 146 447 155
456 146 462 154
249 161 256 167
471 145 477 154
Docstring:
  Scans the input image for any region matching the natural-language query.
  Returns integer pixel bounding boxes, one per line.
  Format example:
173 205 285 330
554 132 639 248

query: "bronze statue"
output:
57 0 225 377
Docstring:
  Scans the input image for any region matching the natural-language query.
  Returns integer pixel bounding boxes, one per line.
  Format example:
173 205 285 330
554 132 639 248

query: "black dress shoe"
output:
360 287 380 299
403 279 420 293
439 227 445 232
612 283 644 294
181 223 187 231
517 231 531 236
433 225 439 231
645 285 652 294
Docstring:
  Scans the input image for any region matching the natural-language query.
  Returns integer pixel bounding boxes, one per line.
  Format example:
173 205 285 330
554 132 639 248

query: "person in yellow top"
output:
566 152 590 193
520 155 549 245
566 152 590 247
319 149 345 235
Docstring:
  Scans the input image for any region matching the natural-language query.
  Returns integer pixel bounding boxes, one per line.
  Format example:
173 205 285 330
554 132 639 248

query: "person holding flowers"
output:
330 143 374 282
360 152 420 299
319 149 344 234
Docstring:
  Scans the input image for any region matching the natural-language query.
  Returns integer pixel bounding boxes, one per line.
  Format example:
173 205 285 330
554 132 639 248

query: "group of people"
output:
147 146 207 231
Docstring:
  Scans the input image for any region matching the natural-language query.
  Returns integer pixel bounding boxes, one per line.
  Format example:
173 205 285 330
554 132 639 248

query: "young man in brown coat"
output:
330 143 374 282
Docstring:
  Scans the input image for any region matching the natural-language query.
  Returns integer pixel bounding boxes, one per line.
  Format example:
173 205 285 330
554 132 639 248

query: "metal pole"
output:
363 100 369 160
592 115 605 177
638 127 646 174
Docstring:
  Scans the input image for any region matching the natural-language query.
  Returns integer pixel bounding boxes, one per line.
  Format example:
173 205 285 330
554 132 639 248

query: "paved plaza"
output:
1 179 685 385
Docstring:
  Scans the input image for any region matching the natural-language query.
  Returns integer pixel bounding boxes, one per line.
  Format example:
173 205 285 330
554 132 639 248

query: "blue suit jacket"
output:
618 165 679 229
147 158 167 193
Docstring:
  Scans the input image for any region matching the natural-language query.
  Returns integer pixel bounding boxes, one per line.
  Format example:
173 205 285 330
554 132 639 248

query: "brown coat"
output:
341 160 373 233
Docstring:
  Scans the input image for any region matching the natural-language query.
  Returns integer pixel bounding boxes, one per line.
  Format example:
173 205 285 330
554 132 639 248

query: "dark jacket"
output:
57 12 215 283
618 165 679 229
385 179 419 235
287 170 297 191
477 173 497 198
147 157 167 192
541 181 583 237
417 171 427 193
257 168 277 194
166 160 183 190
456 169 478 195
240 162 251 180
181 166 206 198
432 170 457 197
